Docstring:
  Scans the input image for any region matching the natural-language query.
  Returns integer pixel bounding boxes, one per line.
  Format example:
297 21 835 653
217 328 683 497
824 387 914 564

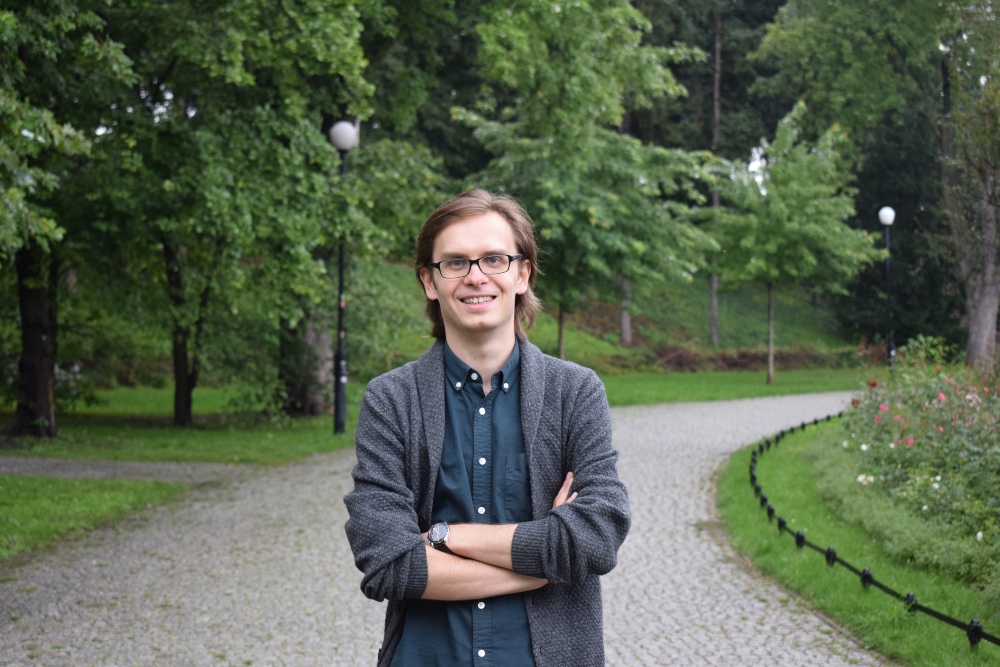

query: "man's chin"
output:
445 315 513 338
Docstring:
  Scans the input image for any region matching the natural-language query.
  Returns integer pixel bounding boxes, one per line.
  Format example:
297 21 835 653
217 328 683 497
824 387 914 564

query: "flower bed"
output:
841 336 1000 608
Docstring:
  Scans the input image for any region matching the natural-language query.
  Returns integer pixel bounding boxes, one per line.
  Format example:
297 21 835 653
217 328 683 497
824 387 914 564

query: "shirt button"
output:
477 506 485 515
479 457 486 465
478 601 486 609
478 650 486 658
503 382 509 390
471 372 478 380
478 407 485 416
455 381 462 388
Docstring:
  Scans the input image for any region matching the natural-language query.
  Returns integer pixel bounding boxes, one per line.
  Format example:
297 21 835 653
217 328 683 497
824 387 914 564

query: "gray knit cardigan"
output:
343 338 630 667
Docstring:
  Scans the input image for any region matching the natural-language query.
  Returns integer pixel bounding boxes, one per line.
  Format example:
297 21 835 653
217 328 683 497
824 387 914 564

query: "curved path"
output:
0 392 885 666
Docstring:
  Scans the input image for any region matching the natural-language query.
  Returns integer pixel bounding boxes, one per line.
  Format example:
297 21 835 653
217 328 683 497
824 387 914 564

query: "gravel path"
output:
0 392 885 666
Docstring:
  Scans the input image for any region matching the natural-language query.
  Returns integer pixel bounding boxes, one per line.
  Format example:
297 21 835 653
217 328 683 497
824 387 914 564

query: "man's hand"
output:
552 472 577 509
422 471 577 596
422 546 547 600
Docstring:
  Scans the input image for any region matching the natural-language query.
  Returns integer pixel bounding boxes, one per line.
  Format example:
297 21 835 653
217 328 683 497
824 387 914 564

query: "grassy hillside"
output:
632 275 845 350
370 262 854 376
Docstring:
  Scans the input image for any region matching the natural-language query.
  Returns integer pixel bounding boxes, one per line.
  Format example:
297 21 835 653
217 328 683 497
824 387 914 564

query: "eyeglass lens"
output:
439 255 511 278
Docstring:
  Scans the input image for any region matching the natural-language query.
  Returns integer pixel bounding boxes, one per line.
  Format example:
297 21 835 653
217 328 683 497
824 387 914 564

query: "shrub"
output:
841 335 1000 608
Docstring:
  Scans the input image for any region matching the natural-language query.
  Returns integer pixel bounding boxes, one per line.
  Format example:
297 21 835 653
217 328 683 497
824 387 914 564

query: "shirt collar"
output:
443 341 520 394
497 341 520 393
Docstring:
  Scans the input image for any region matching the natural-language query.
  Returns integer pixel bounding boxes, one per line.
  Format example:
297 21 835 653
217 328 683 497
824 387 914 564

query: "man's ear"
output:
515 259 531 295
419 266 439 301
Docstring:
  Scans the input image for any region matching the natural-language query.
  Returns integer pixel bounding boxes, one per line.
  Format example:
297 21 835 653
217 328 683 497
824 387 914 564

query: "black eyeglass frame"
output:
425 254 525 279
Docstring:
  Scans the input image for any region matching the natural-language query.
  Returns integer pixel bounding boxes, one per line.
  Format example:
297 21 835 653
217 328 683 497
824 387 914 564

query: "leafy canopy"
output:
457 0 716 309
0 2 134 263
716 102 880 291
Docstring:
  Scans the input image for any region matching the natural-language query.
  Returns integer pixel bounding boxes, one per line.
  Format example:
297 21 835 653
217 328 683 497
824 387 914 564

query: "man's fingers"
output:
566 492 578 504
551 472 575 509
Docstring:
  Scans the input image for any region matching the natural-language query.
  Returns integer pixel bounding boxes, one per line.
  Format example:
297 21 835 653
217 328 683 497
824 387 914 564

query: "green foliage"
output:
457 0 716 316
750 0 1000 366
716 102 880 292
0 474 184 561
842 336 1000 607
631 0 785 159
346 260 427 381
830 101 965 350
752 0 943 142
0 1 132 262
719 424 1000 666
29 0 449 424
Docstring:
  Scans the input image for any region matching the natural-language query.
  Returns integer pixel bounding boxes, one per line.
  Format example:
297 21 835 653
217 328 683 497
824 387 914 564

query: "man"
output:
344 188 630 667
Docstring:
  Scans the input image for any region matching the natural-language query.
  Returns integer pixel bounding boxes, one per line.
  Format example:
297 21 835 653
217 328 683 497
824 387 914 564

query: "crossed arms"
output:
422 474 577 600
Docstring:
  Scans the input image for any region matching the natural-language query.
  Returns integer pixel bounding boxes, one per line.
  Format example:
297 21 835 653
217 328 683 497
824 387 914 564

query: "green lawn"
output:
0 475 185 561
601 367 875 406
0 367 883 462
718 421 1000 666
0 383 363 464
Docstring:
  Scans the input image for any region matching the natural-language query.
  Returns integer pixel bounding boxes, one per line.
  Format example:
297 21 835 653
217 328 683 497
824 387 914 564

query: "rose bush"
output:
840 336 1000 602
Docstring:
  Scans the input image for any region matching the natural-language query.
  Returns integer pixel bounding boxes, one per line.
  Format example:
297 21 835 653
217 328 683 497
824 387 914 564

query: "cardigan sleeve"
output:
509 368 630 584
343 377 428 602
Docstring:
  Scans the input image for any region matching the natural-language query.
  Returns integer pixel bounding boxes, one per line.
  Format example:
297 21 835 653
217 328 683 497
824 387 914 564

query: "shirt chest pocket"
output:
503 453 533 523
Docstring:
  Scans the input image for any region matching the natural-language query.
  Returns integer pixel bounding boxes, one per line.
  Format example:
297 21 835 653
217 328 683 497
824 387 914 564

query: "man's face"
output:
419 212 531 343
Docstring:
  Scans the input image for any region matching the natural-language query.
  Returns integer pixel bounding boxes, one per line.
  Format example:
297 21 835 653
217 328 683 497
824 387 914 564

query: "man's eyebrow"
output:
437 249 512 258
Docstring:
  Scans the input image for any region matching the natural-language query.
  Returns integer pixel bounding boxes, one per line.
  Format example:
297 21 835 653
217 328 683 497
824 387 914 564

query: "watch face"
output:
428 523 448 544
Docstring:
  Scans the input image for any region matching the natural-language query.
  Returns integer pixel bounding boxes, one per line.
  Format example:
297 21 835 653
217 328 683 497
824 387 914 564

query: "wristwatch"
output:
428 522 452 554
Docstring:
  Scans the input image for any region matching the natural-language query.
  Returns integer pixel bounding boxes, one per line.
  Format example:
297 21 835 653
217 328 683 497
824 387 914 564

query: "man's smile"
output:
460 295 496 305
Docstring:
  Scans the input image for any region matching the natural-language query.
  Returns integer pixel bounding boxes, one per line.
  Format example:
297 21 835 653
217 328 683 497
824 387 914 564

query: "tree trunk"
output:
766 283 775 385
557 303 566 360
938 58 1000 371
708 8 722 349
172 325 194 427
9 242 57 437
964 170 999 371
163 240 208 427
304 320 333 414
280 316 333 416
710 271 720 347
618 276 632 346
712 8 722 154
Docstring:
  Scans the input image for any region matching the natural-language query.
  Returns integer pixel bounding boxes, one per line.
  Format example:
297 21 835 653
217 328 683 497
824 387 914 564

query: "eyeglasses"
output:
425 254 524 279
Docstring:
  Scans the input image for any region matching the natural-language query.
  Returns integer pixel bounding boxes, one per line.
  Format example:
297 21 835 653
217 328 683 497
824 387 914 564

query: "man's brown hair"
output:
415 188 542 340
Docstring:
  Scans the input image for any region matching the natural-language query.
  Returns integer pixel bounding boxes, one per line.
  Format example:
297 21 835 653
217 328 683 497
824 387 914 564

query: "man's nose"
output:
463 261 488 282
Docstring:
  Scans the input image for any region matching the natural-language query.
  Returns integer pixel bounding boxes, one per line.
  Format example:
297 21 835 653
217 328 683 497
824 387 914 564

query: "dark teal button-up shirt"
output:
391 343 535 667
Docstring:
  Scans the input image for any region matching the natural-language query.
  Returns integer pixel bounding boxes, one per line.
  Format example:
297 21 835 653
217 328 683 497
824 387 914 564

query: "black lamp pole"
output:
334 149 348 434
878 206 896 370
884 225 895 369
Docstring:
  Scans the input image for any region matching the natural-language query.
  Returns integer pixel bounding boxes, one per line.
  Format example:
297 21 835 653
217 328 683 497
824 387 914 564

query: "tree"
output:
1 2 132 436
360 0 493 181
456 0 715 357
64 0 375 426
631 0 787 348
716 103 880 383
753 0 1000 370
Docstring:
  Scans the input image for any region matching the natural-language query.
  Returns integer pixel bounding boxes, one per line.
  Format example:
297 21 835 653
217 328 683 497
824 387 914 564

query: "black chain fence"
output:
749 413 1000 651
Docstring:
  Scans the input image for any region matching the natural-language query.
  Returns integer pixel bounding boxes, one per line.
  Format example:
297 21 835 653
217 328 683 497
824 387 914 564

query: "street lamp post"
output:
878 206 896 369
328 120 359 434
